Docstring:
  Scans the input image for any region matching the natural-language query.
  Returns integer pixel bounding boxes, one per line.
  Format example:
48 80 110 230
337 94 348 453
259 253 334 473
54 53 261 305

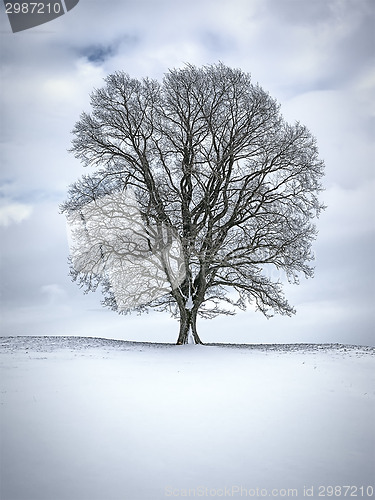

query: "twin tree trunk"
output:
176 306 203 345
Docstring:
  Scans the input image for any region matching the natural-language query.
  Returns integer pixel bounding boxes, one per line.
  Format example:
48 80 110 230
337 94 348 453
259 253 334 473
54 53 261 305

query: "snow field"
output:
1 338 374 500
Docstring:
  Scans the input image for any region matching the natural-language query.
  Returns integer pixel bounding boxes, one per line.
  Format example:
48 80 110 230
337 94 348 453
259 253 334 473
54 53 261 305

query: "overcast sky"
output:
0 0 374 345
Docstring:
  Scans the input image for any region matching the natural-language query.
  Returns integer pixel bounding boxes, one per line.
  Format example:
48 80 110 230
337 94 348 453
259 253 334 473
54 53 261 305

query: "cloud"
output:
238 0 375 97
321 182 375 239
41 283 67 303
281 89 374 188
0 201 33 227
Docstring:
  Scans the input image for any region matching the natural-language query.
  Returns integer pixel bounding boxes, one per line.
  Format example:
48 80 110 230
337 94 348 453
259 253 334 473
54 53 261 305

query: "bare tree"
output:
61 63 325 345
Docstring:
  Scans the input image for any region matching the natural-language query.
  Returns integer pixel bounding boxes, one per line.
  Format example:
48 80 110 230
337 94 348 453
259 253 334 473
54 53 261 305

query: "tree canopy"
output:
61 63 325 344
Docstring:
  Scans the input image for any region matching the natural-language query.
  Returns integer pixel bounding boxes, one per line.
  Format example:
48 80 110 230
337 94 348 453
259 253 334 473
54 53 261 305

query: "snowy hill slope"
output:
1 337 374 500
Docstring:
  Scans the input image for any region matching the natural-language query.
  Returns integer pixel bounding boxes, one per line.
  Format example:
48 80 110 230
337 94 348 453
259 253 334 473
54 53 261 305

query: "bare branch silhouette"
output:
61 63 325 344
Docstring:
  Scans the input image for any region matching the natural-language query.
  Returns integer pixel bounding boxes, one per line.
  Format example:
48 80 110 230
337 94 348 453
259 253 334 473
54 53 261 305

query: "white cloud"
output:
353 66 375 117
281 89 374 188
42 58 106 114
321 182 375 240
41 284 68 304
0 202 33 227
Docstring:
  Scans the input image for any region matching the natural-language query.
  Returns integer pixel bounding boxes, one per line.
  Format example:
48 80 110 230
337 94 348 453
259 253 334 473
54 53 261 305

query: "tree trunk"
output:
176 308 203 345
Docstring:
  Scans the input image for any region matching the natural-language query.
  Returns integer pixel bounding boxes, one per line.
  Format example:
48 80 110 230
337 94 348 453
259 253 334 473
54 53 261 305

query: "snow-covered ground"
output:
1 336 374 500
